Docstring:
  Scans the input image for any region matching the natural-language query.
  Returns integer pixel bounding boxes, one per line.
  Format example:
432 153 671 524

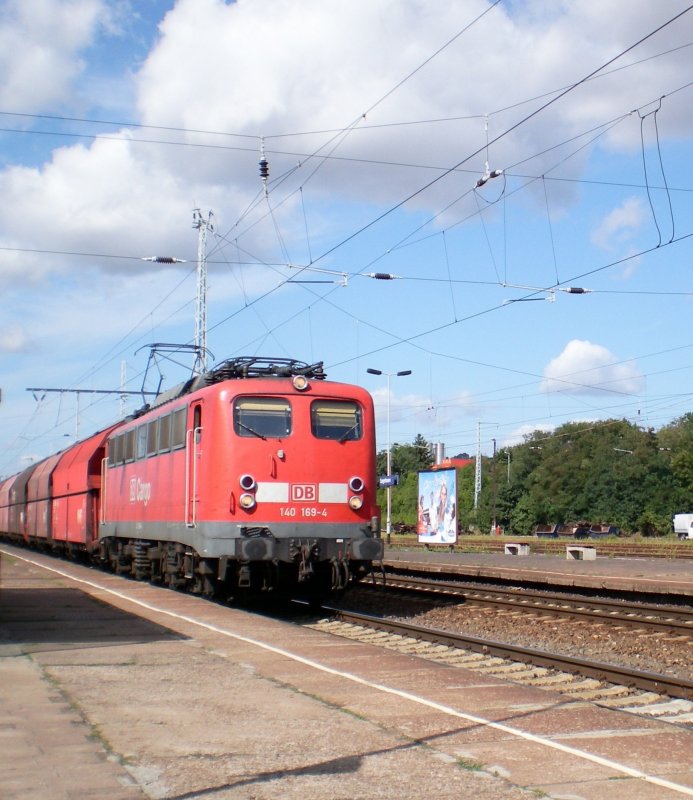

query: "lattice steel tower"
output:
474 421 482 509
193 209 214 375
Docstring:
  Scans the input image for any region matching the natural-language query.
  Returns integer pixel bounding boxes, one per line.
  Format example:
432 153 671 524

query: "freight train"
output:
0 357 383 600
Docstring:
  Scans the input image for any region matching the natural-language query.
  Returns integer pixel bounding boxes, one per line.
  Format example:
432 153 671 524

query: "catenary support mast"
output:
474 421 481 509
193 209 214 376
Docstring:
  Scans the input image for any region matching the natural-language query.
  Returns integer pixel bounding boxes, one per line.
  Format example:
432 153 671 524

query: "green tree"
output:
376 434 433 525
382 417 690 537
389 471 420 526
509 493 542 536
659 412 693 509
637 509 673 537
507 419 683 534
376 434 433 477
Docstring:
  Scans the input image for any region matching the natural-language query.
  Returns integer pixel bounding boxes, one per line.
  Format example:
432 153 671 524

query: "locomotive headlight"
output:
348 475 364 493
348 495 364 510
239 493 257 510
239 474 257 491
292 375 309 391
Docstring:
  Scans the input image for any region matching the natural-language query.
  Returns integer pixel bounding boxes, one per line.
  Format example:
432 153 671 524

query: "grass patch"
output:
456 756 484 771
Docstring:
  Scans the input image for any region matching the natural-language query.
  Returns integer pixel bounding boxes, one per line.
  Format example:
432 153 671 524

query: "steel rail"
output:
377 574 693 633
328 606 693 701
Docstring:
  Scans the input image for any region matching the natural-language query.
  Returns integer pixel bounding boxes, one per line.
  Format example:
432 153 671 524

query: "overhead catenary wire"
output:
6 154 689 459
293 5 693 269
209 4 508 258
2 35 690 145
1 83 692 275
4 6 693 473
359 83 691 273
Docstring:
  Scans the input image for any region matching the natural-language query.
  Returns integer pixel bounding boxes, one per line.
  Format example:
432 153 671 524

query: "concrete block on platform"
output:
566 545 596 560
504 543 531 556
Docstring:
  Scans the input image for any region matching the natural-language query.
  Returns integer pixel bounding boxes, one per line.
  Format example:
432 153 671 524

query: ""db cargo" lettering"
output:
129 477 152 506
291 483 316 501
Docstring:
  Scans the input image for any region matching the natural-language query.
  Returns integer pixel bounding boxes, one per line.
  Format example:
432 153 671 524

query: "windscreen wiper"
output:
237 421 267 440
338 424 359 443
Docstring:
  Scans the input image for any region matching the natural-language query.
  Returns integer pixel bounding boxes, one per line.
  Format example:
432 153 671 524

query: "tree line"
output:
377 413 693 536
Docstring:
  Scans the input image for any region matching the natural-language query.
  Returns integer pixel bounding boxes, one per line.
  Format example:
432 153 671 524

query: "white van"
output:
673 513 693 540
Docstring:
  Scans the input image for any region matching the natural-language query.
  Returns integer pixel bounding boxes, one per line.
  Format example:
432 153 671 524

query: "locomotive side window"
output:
172 407 187 449
158 414 172 453
234 397 291 439
146 420 158 456
136 424 148 459
123 429 136 462
109 434 123 466
311 400 362 441
193 404 202 444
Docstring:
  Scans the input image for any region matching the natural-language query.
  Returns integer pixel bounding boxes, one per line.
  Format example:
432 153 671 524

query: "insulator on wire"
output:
259 136 269 194
141 256 186 264
368 272 398 280
475 168 503 188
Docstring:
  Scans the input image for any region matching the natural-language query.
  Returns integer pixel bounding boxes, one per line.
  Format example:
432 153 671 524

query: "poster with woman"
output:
417 468 457 544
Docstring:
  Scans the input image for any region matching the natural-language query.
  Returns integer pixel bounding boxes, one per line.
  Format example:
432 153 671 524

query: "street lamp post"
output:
367 368 412 544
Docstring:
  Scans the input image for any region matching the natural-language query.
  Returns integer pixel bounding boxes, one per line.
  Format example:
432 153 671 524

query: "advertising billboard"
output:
417 468 457 544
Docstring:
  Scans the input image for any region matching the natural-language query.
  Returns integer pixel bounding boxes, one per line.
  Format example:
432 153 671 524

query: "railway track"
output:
307 607 693 726
302 569 693 728
374 574 693 634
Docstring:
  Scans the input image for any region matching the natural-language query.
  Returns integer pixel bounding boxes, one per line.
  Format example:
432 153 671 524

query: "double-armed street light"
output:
367 368 412 544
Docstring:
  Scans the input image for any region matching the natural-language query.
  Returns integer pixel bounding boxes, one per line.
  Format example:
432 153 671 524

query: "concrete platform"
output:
2 545 693 799
383 546 693 597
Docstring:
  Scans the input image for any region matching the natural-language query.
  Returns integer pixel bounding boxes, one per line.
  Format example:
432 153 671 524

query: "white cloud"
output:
0 0 690 289
126 0 693 222
501 423 555 449
0 0 109 110
591 197 646 251
373 385 478 414
370 386 423 421
541 339 644 396
0 0 691 478
0 325 30 353
0 133 236 288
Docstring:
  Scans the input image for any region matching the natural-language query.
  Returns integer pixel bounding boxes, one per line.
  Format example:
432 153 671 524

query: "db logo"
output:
291 483 316 501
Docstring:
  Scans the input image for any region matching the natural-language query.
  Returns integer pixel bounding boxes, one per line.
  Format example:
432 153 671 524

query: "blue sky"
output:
1 0 692 477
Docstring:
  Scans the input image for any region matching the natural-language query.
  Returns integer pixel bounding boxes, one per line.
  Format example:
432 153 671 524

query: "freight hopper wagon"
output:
1 358 383 601
0 425 120 555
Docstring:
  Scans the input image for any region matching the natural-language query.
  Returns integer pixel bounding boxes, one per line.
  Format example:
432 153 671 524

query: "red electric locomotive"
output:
1 358 383 600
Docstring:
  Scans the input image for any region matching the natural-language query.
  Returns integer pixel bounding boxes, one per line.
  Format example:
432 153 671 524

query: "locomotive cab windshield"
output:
311 400 362 441
234 397 292 439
